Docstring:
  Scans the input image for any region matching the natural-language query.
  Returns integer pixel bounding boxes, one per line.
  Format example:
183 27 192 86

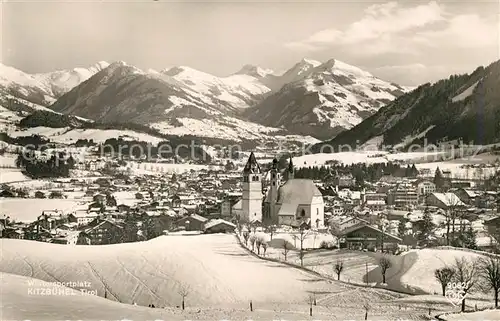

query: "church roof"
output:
276 179 323 216
243 152 261 174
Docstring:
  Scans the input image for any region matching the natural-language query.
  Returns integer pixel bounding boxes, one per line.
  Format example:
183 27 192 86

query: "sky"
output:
2 0 499 86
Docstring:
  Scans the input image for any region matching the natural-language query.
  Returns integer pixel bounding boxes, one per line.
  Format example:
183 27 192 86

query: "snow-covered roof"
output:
204 219 236 230
431 193 466 207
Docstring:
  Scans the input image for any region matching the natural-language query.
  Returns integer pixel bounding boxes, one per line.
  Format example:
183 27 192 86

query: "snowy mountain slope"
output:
33 61 110 98
244 59 408 140
314 60 500 151
163 65 272 110
0 63 55 106
47 61 318 143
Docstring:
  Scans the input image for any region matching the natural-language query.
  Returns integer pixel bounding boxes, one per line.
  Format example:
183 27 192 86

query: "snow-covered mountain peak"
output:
300 58 321 67
235 64 274 78
318 59 373 78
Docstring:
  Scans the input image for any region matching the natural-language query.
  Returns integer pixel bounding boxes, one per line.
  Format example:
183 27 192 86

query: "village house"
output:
68 210 100 227
204 219 236 234
339 223 402 251
174 214 208 231
426 192 467 210
415 179 436 203
83 219 124 245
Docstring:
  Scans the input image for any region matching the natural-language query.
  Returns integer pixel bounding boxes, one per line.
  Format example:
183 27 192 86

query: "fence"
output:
434 246 500 259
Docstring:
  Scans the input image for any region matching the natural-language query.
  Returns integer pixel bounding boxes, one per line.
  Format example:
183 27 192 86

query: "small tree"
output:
453 257 479 312
379 256 392 284
363 303 370 320
267 224 276 241
480 256 500 308
262 242 268 257
255 237 262 255
249 235 256 252
308 294 314 316
434 267 455 296
178 284 190 310
243 231 250 246
334 261 344 280
299 249 305 267
282 241 292 261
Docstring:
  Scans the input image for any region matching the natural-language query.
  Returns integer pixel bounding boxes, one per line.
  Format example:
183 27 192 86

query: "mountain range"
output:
312 60 500 152
0 58 409 143
2 58 498 150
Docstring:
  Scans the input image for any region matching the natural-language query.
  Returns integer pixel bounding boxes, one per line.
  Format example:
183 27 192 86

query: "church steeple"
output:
287 156 294 180
243 152 261 174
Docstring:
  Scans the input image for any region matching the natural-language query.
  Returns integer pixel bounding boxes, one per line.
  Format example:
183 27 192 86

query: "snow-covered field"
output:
0 169 31 184
0 235 451 320
124 161 222 174
396 249 486 295
8 126 166 145
0 198 88 222
294 151 448 167
442 309 500 321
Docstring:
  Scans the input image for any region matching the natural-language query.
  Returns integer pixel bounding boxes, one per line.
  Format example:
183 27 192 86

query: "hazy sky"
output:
2 0 499 86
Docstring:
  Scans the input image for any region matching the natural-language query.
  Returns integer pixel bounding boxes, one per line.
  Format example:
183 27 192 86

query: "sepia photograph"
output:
0 0 499 320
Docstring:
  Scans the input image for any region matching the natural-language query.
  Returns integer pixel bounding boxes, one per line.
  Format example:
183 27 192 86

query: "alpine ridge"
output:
312 60 500 153
244 58 409 140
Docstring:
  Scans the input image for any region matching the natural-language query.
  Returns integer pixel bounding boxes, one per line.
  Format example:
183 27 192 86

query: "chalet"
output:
174 214 208 231
204 219 236 234
3 228 25 239
84 219 124 245
453 188 479 205
49 231 81 245
37 211 66 230
415 179 436 202
68 210 99 227
339 217 370 231
339 224 401 251
426 192 467 210
92 193 106 205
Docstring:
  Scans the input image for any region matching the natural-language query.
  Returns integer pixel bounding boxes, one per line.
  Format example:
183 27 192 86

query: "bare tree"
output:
363 303 370 320
261 242 268 256
379 256 392 284
298 227 309 251
308 294 314 316
282 241 292 261
334 261 344 281
445 195 463 246
266 224 276 241
243 231 250 246
178 284 190 310
249 235 256 252
480 256 500 308
453 257 479 312
255 237 262 255
434 267 455 296
299 249 305 267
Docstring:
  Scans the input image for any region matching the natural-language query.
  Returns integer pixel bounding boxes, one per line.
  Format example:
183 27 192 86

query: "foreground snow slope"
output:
2 235 468 320
1 272 185 321
1 235 344 307
442 309 500 321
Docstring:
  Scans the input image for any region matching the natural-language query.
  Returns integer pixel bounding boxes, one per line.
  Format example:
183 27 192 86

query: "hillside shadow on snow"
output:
364 252 426 295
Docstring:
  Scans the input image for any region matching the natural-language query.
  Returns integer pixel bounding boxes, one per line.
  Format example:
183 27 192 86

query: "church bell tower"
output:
241 152 262 223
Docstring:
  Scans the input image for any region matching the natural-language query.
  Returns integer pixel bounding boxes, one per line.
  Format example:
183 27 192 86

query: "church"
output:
239 152 325 228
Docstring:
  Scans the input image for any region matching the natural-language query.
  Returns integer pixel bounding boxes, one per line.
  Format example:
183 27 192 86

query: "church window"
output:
316 208 319 215
301 209 305 217
272 174 276 179
272 182 275 186
243 176 249 182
